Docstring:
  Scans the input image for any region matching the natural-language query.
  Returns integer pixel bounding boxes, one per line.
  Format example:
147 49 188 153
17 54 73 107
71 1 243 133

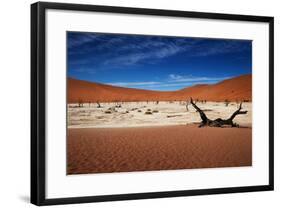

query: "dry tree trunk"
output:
78 99 83 107
189 97 247 128
97 101 101 108
186 100 189 111
224 99 230 107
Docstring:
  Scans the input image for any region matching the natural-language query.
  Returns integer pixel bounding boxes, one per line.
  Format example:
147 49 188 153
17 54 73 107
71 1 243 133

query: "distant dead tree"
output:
78 99 83 107
96 101 101 108
224 99 230 107
186 100 189 111
189 97 247 128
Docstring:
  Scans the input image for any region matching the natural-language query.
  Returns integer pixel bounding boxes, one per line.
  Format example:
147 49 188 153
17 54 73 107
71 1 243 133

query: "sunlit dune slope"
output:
67 74 251 103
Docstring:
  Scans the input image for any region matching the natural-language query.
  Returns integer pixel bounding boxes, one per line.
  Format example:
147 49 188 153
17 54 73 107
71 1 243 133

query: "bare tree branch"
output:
190 97 209 125
228 102 248 121
189 97 248 128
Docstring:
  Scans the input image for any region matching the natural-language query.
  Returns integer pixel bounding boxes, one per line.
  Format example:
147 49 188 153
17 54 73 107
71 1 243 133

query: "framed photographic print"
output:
31 2 274 206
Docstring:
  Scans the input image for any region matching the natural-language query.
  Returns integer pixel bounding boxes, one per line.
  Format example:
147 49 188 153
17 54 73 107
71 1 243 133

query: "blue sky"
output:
67 32 252 91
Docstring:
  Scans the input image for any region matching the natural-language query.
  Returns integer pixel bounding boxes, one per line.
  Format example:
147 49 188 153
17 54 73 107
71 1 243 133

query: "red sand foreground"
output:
67 125 252 174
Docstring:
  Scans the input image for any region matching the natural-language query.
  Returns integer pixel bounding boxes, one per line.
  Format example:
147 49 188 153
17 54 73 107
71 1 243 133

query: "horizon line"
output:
68 73 252 92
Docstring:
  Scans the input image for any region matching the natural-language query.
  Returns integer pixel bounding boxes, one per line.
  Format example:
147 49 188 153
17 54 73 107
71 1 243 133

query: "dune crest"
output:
67 74 252 103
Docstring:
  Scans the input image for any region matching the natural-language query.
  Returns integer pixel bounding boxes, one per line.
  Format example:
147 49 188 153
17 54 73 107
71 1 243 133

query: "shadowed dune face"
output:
67 74 252 103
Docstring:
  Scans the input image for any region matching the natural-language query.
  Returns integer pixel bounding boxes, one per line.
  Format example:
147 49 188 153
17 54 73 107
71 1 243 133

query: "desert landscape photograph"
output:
67 32 252 175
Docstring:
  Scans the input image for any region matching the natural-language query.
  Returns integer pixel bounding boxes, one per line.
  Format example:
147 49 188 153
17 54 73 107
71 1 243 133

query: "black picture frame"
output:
31 1 274 206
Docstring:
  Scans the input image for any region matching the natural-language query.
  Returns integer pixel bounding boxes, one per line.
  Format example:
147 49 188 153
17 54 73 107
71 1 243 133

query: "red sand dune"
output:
67 74 251 103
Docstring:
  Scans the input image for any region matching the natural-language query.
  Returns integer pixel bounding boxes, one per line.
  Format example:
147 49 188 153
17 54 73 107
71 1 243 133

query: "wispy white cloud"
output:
169 74 183 80
107 81 161 87
68 33 102 48
168 74 230 83
68 32 251 70
107 74 231 90
103 43 182 67
139 82 204 88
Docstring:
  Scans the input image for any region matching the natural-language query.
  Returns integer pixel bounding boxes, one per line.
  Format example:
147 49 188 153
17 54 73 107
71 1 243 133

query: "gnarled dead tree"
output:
190 97 247 128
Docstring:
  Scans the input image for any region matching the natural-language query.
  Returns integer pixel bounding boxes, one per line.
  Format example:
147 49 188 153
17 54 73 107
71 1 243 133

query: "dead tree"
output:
97 101 101 108
186 100 189 111
224 99 230 107
78 99 83 108
189 97 247 128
